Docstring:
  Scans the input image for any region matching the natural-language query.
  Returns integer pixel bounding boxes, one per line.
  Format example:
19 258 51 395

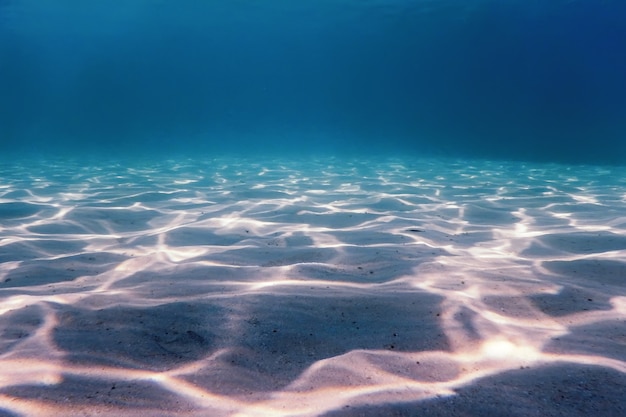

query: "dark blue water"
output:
1 0 625 163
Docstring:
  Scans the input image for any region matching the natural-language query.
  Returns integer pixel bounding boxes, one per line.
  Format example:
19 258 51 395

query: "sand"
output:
0 155 625 416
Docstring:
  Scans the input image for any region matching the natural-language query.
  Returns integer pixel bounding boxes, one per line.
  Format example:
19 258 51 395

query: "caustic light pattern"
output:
1 157 626 416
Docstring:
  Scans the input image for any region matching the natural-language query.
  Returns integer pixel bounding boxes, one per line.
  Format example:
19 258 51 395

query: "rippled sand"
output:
1 156 625 416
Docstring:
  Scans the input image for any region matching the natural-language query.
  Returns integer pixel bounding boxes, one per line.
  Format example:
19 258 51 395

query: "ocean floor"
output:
1 155 625 416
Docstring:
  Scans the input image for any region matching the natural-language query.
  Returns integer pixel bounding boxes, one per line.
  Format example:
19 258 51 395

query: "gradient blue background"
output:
1 0 625 163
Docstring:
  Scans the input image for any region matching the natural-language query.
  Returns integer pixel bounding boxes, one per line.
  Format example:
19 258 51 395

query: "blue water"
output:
3 3 626 414
1 0 626 163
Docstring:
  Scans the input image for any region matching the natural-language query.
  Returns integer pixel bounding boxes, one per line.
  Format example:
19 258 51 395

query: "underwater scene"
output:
1 1 626 416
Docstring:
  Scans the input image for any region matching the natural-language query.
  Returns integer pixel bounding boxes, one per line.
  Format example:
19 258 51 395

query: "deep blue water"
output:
1 0 625 163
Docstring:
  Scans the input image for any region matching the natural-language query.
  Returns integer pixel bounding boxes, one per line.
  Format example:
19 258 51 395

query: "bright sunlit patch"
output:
571 193 599 204
611 296 626 314
0 295 41 315
514 222 528 234
159 246 208 262
480 338 540 361
0 360 63 387
481 339 517 358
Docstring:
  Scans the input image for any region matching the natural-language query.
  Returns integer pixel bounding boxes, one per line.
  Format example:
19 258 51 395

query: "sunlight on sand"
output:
1 156 626 416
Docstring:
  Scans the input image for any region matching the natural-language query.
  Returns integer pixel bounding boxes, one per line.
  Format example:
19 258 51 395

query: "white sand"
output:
0 156 625 416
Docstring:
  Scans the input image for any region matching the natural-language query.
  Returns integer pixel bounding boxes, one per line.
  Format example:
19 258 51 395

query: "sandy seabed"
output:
1 155 625 416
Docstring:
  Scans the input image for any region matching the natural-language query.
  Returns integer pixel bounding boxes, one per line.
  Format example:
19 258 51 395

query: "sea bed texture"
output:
0 156 625 416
